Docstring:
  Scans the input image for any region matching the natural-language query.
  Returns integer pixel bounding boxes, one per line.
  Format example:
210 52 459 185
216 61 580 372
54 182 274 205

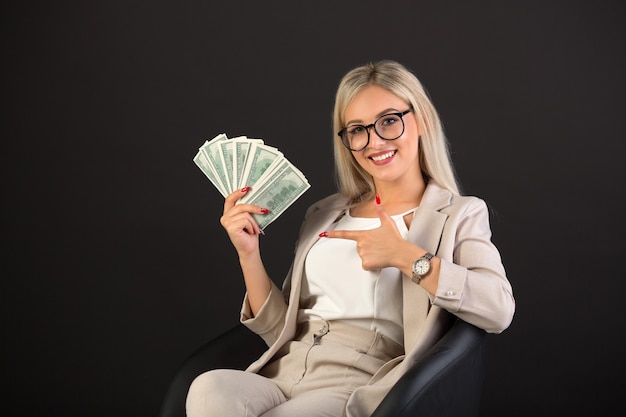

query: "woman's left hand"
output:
322 202 413 271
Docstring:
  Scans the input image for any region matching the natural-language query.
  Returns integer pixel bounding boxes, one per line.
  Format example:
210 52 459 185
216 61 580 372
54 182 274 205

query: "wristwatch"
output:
411 252 434 284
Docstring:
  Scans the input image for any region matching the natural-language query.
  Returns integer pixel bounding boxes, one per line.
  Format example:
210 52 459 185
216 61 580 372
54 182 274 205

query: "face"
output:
343 85 421 187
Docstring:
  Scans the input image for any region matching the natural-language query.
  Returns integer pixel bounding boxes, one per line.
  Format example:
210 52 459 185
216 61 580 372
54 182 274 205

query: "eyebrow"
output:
345 108 401 126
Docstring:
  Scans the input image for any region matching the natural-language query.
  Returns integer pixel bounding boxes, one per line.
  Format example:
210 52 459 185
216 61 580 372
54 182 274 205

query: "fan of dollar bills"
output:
193 133 311 230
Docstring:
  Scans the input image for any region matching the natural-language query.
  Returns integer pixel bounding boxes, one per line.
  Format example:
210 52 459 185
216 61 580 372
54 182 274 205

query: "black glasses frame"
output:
337 108 413 151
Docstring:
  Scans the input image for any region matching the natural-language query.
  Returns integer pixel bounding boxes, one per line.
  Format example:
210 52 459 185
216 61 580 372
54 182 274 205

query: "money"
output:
194 136 228 197
199 133 229 197
233 137 263 190
239 160 311 230
193 133 311 230
240 143 283 190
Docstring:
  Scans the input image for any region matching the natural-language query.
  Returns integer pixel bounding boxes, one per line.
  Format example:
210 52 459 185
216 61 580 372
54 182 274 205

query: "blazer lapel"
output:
402 182 451 349
281 195 349 341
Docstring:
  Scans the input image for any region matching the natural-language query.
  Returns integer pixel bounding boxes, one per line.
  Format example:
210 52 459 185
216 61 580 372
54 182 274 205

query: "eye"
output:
380 115 400 127
347 125 365 135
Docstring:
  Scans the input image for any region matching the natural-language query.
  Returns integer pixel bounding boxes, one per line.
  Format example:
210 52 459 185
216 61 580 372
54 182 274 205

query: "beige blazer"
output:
240 181 515 417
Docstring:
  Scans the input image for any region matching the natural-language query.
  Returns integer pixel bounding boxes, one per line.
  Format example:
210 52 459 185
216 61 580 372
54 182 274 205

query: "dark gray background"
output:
2 1 624 416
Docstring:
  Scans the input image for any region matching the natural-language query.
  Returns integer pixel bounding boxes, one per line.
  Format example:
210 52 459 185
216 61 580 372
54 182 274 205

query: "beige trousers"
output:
186 320 404 417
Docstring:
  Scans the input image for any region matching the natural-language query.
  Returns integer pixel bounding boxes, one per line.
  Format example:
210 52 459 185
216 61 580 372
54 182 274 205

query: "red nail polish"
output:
241 186 251 193
260 208 270 214
319 231 328 237
375 194 381 205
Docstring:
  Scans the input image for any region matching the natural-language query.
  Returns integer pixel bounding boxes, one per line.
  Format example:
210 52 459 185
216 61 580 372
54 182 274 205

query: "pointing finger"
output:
320 229 361 241
374 197 395 226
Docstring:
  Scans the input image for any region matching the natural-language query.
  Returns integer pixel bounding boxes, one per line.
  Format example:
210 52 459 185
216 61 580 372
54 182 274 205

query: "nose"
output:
367 125 386 148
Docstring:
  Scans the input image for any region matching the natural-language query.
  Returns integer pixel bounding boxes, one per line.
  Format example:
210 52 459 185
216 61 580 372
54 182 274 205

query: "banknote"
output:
199 133 229 195
193 132 310 230
239 143 283 191
233 137 263 190
239 160 311 230
193 150 228 198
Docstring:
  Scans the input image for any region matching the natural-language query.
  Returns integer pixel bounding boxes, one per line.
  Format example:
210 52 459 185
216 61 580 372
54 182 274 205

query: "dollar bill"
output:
193 149 228 198
233 137 263 190
194 134 230 197
218 139 236 193
239 143 283 190
200 133 230 194
239 160 311 230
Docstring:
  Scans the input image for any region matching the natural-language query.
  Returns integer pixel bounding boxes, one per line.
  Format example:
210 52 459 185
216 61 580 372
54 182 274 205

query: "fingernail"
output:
375 194 381 205
241 186 251 193
260 208 270 214
319 231 328 238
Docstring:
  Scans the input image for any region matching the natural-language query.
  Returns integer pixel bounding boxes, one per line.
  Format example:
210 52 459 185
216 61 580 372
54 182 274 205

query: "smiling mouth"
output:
369 150 397 162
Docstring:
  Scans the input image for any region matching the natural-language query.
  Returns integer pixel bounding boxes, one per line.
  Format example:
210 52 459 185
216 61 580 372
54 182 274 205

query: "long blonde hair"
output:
332 60 460 203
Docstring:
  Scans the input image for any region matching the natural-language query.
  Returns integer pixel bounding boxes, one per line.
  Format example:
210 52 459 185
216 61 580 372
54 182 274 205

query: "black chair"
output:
159 318 487 417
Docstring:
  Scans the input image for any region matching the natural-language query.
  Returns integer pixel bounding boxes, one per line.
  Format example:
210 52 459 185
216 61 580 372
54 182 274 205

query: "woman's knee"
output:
189 369 230 393
186 370 238 416
186 369 287 417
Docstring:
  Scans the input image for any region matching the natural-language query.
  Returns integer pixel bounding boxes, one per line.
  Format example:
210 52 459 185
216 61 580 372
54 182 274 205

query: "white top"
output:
298 207 416 346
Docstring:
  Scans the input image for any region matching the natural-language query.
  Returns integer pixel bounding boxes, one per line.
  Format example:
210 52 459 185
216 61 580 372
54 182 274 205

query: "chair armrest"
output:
183 323 267 371
371 319 488 417
159 324 266 417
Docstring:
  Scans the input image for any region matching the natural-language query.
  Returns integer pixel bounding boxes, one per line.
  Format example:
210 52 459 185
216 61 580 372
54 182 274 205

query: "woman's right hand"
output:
220 186 269 257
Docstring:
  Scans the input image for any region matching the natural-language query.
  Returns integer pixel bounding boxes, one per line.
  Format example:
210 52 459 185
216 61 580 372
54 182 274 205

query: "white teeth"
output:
371 151 395 161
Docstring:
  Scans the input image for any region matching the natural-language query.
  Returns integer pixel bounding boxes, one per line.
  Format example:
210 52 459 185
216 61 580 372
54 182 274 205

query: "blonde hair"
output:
332 60 460 203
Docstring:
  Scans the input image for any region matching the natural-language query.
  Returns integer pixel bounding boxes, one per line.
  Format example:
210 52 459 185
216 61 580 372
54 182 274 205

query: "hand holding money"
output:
193 133 311 230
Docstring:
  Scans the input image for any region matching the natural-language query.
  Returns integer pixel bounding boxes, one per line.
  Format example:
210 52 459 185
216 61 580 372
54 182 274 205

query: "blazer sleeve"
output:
240 279 288 346
433 197 515 333
239 195 336 345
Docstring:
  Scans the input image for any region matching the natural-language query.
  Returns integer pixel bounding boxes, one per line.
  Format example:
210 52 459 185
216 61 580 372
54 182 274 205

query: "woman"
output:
186 60 515 417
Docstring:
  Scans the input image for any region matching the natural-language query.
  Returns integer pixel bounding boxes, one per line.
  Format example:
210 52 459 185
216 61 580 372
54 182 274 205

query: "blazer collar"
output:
407 181 452 253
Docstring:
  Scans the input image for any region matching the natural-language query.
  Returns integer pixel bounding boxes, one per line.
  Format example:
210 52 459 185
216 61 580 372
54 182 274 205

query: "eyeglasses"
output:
337 108 413 151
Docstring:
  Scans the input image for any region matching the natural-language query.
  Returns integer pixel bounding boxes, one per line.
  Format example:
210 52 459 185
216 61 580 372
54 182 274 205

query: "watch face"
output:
414 259 430 275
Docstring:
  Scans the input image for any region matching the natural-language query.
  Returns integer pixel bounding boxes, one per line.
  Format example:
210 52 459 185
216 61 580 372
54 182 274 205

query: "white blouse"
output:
298 207 415 346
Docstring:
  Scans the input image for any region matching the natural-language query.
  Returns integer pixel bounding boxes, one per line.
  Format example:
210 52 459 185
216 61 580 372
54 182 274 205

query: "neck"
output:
374 175 427 208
